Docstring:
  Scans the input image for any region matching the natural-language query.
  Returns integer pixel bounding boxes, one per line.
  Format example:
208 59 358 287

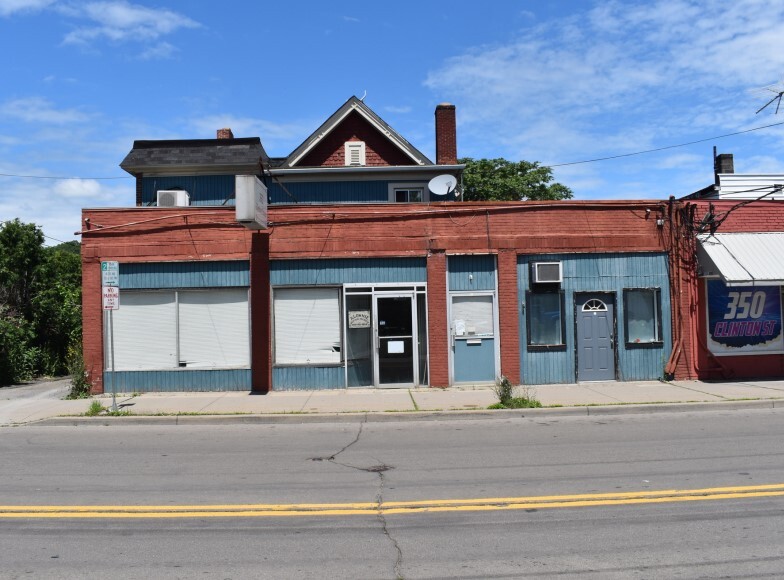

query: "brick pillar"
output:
250 231 271 393
82 256 105 394
497 250 521 384
427 250 449 387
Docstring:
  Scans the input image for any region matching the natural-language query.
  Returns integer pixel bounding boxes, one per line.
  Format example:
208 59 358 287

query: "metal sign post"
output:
101 262 120 412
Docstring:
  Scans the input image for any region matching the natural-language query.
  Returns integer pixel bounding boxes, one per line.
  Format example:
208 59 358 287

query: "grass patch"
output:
408 389 420 411
488 397 543 409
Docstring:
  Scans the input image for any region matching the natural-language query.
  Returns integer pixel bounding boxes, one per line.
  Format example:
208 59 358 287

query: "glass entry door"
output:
375 294 416 387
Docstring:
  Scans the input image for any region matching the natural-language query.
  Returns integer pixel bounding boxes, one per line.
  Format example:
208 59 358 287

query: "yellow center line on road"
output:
2 483 783 518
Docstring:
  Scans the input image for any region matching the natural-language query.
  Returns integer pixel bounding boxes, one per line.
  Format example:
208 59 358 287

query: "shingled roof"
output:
120 137 266 176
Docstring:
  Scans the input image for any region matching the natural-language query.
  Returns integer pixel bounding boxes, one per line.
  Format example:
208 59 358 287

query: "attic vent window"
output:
345 141 366 166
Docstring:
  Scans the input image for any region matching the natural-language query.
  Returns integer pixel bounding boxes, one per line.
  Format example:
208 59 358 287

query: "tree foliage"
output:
0 220 81 385
459 157 573 202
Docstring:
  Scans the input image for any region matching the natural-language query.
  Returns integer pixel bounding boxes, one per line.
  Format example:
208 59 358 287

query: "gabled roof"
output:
281 96 433 168
120 137 266 176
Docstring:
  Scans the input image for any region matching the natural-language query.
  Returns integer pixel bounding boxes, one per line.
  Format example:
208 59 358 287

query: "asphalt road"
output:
2 408 784 579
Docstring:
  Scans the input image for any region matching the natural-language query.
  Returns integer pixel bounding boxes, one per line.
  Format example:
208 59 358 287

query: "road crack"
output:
376 470 404 580
308 420 403 579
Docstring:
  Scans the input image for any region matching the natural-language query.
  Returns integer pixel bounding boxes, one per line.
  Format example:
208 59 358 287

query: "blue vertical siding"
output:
141 175 236 206
271 258 426 285
448 255 496 291
518 253 672 384
269 181 389 204
453 339 496 383
268 180 458 205
120 261 249 289
103 369 251 392
272 366 344 390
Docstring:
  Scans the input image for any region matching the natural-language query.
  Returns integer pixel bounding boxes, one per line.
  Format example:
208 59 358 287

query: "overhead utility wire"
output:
545 120 784 168
1 121 783 181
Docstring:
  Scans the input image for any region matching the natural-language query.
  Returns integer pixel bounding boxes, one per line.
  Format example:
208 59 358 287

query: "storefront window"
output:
274 287 341 364
624 288 661 344
527 292 564 347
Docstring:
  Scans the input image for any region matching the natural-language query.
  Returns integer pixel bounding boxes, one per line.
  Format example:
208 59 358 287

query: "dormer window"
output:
345 141 366 166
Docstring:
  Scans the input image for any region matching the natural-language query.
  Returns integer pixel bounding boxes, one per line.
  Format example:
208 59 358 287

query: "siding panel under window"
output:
104 369 251 392
448 255 496 291
271 258 426 285
120 261 249 289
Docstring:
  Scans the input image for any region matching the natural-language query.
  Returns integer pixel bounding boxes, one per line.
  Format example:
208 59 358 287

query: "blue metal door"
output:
576 294 615 381
451 294 497 383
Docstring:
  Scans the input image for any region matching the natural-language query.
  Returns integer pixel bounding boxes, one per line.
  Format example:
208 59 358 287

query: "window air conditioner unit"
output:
157 190 190 207
532 261 562 284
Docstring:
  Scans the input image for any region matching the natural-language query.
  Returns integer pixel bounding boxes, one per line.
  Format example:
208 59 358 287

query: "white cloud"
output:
55 0 199 59
342 15 359 23
0 176 132 244
53 178 103 199
0 97 90 124
139 41 177 60
384 105 412 114
426 0 784 170
656 153 704 170
0 0 54 17
738 155 784 175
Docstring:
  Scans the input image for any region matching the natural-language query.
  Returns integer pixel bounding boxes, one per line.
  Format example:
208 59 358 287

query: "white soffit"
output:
698 232 784 286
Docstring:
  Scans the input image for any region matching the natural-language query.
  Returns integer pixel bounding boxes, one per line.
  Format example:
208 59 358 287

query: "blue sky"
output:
2 0 784 245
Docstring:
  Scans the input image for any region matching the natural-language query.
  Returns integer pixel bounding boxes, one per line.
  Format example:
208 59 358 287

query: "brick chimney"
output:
715 153 734 174
713 151 734 186
217 128 234 139
435 103 457 165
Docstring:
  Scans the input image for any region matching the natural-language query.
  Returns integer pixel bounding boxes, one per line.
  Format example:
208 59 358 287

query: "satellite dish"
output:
428 174 456 196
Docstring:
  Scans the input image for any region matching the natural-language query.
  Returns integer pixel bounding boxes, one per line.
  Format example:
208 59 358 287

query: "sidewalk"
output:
2 378 784 426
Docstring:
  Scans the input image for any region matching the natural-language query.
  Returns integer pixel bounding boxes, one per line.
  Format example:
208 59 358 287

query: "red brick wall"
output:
268 201 669 258
689 200 784 232
82 257 105 395
298 111 415 167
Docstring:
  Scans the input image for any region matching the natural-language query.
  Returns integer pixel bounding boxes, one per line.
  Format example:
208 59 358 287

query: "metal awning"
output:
697 232 784 286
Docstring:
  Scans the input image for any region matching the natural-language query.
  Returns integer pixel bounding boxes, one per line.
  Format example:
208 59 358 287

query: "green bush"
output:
0 310 38 385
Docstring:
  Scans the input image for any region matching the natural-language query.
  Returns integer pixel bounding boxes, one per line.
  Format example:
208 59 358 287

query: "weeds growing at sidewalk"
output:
84 400 104 416
83 400 132 416
66 346 91 399
489 376 542 409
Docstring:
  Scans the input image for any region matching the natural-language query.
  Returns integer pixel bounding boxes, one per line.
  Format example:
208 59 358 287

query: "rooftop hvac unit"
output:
532 261 562 284
157 190 190 207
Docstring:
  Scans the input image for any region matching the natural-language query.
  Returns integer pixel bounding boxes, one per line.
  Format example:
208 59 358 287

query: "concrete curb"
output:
24 398 780 427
